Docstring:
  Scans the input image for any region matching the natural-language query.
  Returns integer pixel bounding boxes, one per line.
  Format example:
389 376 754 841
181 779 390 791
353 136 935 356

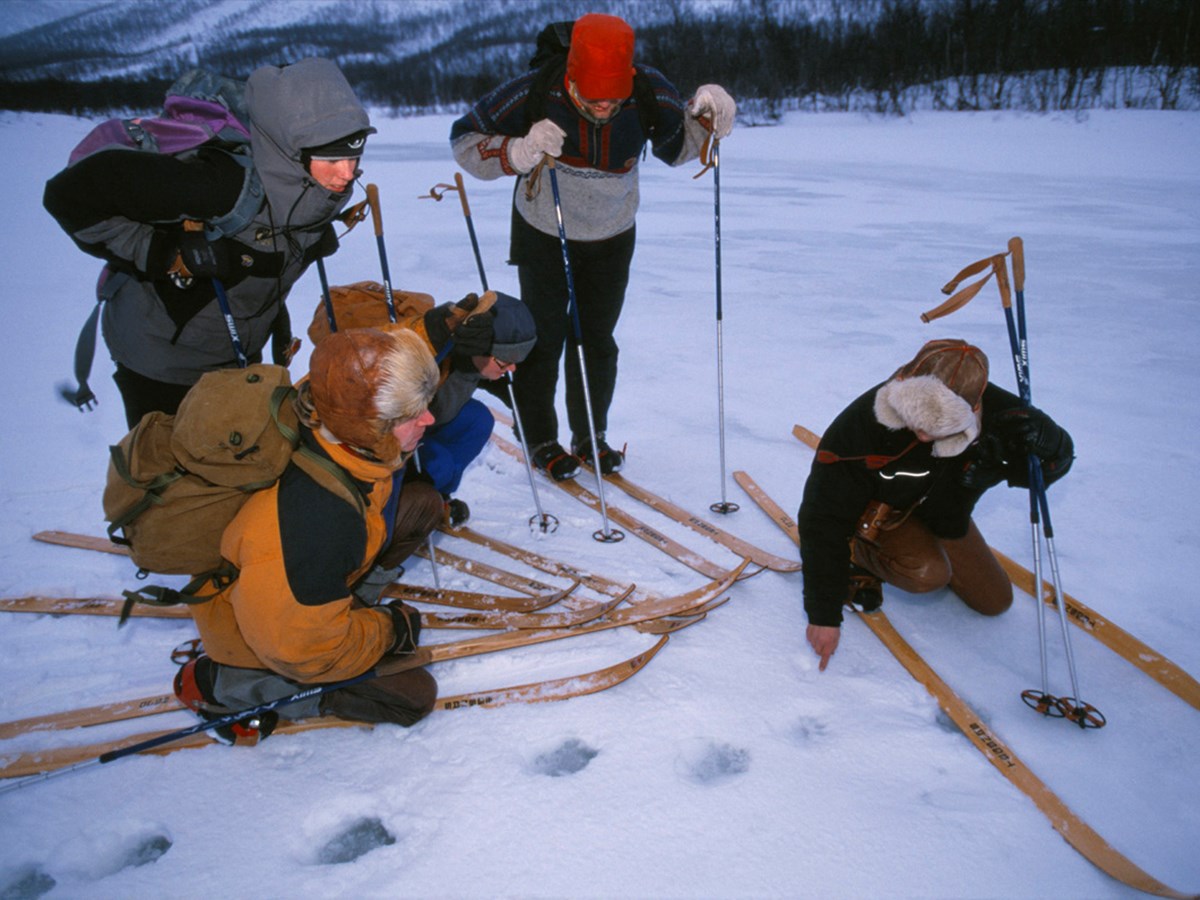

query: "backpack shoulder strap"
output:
203 149 265 239
271 385 367 518
291 446 367 518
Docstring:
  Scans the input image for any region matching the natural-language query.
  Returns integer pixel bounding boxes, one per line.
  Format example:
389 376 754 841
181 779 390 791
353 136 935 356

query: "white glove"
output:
507 119 566 173
688 85 736 139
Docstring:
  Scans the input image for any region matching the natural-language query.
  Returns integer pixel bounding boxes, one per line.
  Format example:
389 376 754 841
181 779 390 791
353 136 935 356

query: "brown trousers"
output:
377 479 445 569
852 515 1012 616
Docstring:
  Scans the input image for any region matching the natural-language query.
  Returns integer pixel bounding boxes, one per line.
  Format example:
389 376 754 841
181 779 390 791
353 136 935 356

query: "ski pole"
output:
506 376 558 533
0 664 386 795
366 184 398 323
212 277 248 368
411 449 442 589
1002 239 1102 729
995 253 1055 717
707 139 738 515
423 174 557 533
455 171 489 291
545 159 623 543
317 257 337 334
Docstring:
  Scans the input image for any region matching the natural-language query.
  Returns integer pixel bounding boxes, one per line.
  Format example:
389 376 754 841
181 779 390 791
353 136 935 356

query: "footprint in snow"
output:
0 865 55 900
119 833 172 869
531 738 599 777
677 740 751 785
315 817 396 865
787 715 831 745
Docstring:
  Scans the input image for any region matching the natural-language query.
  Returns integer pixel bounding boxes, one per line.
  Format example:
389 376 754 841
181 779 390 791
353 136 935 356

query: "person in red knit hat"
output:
451 13 736 480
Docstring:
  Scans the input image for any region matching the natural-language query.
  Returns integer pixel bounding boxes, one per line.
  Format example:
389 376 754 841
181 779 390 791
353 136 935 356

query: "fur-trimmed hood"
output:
874 375 979 457
246 57 374 231
873 338 989 457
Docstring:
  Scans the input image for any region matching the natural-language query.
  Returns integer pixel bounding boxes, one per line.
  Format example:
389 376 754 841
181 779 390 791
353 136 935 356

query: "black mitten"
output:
179 232 233 279
178 234 284 281
958 431 1008 492
452 311 495 358
995 406 1074 477
386 602 422 655
422 302 456 351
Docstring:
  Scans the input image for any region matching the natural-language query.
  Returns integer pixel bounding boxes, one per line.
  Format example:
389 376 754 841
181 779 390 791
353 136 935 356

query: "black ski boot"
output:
847 564 883 612
531 441 580 481
573 434 624 475
445 497 470 528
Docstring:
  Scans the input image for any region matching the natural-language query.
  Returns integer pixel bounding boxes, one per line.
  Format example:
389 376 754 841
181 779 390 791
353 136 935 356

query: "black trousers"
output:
510 211 636 448
113 355 261 430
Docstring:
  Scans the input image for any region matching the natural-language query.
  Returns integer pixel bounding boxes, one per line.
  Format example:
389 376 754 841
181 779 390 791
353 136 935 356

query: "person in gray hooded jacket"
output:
44 57 374 427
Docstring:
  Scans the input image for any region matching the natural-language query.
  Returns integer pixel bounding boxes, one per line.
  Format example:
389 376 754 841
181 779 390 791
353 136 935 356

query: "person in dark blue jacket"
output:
450 13 735 480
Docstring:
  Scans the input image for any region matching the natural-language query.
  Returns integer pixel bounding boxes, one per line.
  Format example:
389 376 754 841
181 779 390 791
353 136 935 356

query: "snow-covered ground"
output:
0 107 1197 899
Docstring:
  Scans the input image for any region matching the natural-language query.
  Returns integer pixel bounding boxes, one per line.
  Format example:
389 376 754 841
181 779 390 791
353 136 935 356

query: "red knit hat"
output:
567 14 635 100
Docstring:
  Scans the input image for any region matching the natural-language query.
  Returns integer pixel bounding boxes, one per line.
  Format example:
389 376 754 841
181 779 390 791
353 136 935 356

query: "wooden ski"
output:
0 692 185 739
381 581 574 613
735 468 1196 899
445 524 651 601
372 561 743 680
0 636 670 781
488 433 730 580
414 543 559 595
789 423 1200 710
0 589 606 631
34 530 127 556
487 408 797 572
34 529 567 600
0 596 190 619
598 471 800 572
0 566 742 740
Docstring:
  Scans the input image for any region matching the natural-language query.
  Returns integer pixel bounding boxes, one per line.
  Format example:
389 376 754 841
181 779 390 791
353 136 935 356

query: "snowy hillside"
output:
0 107 1197 898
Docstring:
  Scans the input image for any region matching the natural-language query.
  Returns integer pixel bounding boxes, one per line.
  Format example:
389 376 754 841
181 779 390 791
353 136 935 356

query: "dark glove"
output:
270 304 298 366
995 406 1074 477
452 310 495 358
422 293 487 354
958 431 1008 493
178 233 284 281
178 232 233 279
386 602 422 655
423 302 457 351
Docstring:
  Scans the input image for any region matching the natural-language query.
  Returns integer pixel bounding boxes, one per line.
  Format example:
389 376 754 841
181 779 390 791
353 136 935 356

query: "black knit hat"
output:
489 293 537 364
302 128 373 162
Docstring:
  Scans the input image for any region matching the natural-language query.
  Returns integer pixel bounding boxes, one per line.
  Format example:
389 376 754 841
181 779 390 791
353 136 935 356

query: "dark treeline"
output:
1 0 1196 117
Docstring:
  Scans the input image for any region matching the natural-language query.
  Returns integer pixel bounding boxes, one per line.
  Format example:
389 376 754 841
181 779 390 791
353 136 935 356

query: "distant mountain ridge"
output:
1 0 1193 116
0 0 867 82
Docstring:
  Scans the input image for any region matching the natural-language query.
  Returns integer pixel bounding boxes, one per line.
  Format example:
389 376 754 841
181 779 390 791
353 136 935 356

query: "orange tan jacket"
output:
189 428 401 683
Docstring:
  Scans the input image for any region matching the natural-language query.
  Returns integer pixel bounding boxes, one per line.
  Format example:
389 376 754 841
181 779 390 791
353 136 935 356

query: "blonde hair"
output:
375 328 439 422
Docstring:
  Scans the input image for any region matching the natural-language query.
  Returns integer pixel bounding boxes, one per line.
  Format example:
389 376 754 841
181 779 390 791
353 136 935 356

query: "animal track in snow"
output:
315 817 396 865
677 740 751 785
0 865 55 900
531 738 599 777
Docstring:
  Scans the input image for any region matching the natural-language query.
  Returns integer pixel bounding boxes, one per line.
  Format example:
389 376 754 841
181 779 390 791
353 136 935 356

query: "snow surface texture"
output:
0 108 1197 899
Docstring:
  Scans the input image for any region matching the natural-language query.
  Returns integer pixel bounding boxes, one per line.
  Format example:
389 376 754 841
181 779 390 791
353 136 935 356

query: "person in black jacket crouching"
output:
798 339 1074 672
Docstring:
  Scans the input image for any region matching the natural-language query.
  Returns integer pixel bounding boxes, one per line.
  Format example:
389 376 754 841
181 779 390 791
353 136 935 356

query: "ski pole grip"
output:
367 183 384 238
1008 236 1025 293
993 255 1013 309
454 172 472 218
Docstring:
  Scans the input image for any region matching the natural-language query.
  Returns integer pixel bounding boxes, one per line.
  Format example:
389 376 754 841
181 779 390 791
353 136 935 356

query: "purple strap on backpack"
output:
68 95 251 165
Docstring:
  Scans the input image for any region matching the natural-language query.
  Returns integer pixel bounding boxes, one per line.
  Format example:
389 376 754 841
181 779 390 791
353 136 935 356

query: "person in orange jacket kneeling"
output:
177 327 444 735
